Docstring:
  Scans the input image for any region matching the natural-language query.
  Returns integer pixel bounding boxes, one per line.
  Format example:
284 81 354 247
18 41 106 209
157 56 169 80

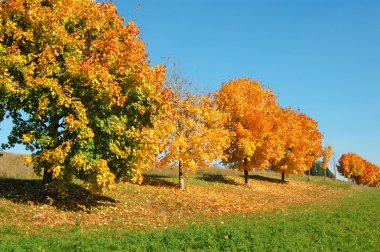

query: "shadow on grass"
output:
248 174 289 184
198 174 241 186
0 178 117 212
142 174 178 188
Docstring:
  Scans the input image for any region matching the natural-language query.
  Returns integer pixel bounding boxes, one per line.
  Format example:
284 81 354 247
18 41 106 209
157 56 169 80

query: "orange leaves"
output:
215 78 323 178
270 108 323 176
337 153 366 180
338 153 380 187
215 78 281 171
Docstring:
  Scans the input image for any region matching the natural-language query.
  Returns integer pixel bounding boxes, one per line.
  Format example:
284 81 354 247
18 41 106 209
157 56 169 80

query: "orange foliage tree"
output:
337 153 366 183
215 78 281 186
359 161 380 187
0 0 167 192
270 108 323 181
321 145 333 180
338 153 380 187
159 73 231 189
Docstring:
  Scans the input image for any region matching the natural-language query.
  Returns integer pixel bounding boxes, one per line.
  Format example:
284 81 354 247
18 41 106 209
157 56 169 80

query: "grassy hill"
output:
0 154 379 251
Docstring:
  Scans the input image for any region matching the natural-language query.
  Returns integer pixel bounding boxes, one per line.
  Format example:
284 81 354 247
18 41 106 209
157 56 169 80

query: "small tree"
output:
321 145 333 180
159 72 231 189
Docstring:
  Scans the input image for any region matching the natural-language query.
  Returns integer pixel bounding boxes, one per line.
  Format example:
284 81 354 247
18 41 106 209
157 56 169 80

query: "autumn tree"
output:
215 78 281 186
358 161 380 187
338 153 380 187
337 153 366 183
159 73 231 189
270 108 323 182
0 0 167 192
321 145 333 180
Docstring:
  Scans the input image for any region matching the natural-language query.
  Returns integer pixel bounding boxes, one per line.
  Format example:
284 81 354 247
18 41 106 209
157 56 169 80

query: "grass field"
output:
0 153 379 251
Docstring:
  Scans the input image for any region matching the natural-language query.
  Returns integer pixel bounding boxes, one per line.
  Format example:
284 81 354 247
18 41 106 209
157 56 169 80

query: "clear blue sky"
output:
1 0 379 169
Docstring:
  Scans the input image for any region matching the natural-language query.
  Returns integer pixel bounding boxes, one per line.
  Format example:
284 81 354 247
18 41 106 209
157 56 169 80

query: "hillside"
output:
0 159 379 250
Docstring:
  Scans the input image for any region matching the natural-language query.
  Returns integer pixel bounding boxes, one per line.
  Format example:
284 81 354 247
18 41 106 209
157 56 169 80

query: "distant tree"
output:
215 78 281 186
321 145 333 180
0 0 167 192
337 153 366 183
306 161 335 179
358 161 380 187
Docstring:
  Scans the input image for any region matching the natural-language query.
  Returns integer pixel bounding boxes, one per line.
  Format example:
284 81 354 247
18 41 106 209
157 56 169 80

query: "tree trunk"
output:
308 169 310 181
333 154 337 179
179 160 185 190
324 168 327 181
41 115 60 187
42 168 54 186
244 170 249 187
281 172 285 182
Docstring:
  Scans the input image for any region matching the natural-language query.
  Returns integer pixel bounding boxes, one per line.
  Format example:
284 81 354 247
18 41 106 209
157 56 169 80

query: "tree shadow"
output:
198 174 241 186
142 174 178 188
249 174 289 184
0 178 117 212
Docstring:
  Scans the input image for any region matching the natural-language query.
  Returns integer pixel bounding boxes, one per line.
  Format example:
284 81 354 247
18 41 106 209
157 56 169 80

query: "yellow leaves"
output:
84 159 116 193
22 134 31 143
321 145 333 170
160 73 231 177
23 156 32 166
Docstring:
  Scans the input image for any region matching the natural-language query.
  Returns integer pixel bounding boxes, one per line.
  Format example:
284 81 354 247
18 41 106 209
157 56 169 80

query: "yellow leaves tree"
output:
215 78 281 186
160 72 231 189
270 108 323 181
321 145 333 180
0 0 167 192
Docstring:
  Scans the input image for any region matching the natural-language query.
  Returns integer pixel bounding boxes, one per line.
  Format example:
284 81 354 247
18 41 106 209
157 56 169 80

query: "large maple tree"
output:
0 0 167 191
215 78 281 186
271 108 323 181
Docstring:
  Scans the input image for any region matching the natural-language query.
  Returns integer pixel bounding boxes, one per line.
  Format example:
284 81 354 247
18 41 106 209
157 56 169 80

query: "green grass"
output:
1 184 379 251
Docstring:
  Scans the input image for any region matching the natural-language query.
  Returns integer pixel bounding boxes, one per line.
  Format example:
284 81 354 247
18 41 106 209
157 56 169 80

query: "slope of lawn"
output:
0 157 379 251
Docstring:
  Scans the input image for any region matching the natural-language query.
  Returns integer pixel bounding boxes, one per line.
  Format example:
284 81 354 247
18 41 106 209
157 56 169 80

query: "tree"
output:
215 78 281 186
270 108 323 182
337 153 380 187
306 161 335 178
321 145 333 180
358 161 380 187
0 0 167 192
337 153 366 183
159 72 231 189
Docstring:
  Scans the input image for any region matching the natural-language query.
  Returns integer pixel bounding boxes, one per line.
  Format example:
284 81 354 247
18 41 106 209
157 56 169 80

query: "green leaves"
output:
0 0 167 192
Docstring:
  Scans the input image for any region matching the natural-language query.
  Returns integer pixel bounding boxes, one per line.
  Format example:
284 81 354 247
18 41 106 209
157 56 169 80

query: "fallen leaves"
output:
0 172 348 234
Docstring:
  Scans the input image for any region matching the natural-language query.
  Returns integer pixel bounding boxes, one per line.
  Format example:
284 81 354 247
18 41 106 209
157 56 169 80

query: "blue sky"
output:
117 0 380 167
1 0 379 170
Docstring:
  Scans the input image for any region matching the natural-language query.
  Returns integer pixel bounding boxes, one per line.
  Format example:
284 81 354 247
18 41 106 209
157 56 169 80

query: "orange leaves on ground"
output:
0 172 345 232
